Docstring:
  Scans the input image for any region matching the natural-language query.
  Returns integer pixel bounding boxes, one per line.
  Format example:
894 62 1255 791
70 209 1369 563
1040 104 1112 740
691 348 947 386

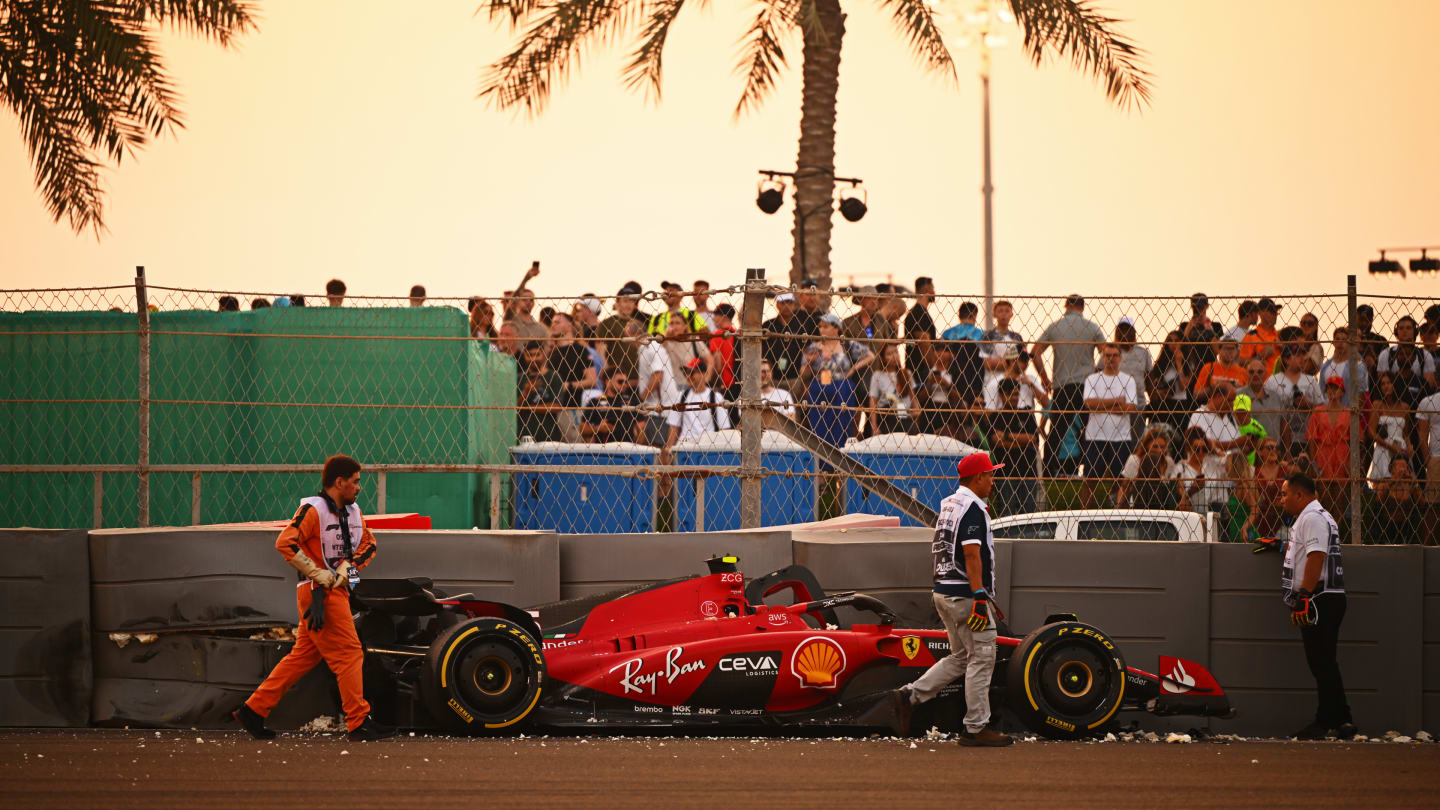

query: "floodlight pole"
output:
980 34 995 331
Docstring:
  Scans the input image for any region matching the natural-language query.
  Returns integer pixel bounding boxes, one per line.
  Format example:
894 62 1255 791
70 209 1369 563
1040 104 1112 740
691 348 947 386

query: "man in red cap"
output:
889 451 1012 746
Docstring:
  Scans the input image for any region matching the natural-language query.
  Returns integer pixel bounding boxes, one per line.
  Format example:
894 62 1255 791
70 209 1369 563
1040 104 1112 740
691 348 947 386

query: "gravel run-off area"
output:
2 729 1436 809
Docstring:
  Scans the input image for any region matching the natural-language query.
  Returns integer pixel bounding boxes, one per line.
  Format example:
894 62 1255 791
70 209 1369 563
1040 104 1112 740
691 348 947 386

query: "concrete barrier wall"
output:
1211 544 1427 737
557 530 793 601
791 535 1438 736
88 527 559 633
90 634 338 730
789 528 938 628
5 524 1437 735
0 530 91 727
1426 549 1440 733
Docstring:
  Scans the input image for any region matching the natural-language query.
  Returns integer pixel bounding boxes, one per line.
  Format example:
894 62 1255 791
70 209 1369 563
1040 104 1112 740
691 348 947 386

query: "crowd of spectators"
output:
214 274 1440 544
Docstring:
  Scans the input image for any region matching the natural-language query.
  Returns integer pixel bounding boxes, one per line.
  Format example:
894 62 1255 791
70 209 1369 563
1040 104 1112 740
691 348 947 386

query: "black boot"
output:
887 688 915 737
233 703 275 740
347 716 396 742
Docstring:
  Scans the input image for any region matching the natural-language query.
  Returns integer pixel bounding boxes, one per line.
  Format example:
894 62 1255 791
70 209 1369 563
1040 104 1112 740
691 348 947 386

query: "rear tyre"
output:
1005 621 1126 740
422 617 545 734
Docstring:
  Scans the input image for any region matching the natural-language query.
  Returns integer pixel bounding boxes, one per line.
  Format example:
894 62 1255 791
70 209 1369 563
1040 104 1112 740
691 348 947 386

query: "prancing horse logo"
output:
902 636 921 660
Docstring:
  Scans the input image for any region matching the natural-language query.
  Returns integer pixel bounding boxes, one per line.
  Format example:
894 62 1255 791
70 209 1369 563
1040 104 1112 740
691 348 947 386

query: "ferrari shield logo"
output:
902 636 921 660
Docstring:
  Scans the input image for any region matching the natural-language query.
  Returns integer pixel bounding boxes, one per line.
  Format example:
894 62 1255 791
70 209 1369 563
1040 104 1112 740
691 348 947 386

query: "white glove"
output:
287 551 342 589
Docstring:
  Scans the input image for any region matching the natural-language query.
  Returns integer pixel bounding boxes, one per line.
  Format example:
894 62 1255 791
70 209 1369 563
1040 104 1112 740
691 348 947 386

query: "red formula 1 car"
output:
352 557 1233 739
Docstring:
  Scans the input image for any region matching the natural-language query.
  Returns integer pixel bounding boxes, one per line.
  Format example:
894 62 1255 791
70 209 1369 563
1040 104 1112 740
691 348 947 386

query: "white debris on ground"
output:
298 715 342 733
108 632 159 648
922 726 951 742
1415 730 1433 742
1164 732 1193 743
247 627 296 641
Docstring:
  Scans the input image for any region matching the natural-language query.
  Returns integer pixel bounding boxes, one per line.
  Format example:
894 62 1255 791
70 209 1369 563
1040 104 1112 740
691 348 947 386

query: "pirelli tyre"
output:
1005 621 1126 740
422 617 545 734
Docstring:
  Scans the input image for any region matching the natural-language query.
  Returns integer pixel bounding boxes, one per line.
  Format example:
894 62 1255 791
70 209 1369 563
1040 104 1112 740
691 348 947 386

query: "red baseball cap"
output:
1325 375 1345 391
956 452 1005 478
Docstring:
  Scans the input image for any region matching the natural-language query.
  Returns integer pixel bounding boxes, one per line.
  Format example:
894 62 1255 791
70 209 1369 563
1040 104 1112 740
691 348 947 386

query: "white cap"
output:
577 298 602 315
1119 316 1134 327
775 292 796 303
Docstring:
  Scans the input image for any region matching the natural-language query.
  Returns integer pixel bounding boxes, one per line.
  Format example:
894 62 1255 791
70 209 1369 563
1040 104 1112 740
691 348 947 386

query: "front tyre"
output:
422 617 545 734
1005 621 1125 740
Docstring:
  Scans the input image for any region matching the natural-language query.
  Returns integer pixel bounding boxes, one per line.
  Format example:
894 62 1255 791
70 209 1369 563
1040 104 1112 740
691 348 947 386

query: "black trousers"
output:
1300 592 1351 727
1046 383 1085 475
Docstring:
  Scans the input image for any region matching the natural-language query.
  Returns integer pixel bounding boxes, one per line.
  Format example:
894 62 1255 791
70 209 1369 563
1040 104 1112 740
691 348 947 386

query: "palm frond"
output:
620 0 687 103
479 1 552 27
479 0 645 115
874 0 955 80
1007 0 1151 110
138 0 257 46
731 0 802 119
0 0 255 233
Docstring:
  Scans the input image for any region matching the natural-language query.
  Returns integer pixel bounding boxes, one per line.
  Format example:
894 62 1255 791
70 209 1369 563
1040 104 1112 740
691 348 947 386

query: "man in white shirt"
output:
759 360 796 419
635 321 680 446
1222 300 1257 345
982 347 1048 412
980 299 1025 394
1378 315 1438 387
665 358 733 448
1082 343 1137 507
1189 383 1247 453
1318 327 1368 408
1263 473 1354 740
1263 346 1324 457
1417 389 1440 508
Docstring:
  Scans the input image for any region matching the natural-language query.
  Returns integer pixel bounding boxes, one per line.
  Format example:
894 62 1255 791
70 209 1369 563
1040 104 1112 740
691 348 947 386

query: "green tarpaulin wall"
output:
0 308 516 529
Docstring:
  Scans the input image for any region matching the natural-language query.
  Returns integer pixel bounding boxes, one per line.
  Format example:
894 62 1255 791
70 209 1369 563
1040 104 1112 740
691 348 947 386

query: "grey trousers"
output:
907 592 997 733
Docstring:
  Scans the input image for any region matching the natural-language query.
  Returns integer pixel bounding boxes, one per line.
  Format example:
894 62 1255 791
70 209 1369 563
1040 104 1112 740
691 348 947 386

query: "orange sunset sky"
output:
1 0 1437 304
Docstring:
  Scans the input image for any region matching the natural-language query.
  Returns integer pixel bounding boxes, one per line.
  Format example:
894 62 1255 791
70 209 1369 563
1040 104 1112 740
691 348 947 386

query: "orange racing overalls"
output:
244 494 377 732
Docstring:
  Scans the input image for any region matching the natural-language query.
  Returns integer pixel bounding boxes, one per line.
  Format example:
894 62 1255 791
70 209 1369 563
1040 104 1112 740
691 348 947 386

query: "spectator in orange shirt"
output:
709 303 740 390
1240 297 1282 372
1194 338 1248 396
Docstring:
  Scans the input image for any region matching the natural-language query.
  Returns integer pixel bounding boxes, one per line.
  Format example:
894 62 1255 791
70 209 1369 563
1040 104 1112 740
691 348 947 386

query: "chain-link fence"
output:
3 270 1437 545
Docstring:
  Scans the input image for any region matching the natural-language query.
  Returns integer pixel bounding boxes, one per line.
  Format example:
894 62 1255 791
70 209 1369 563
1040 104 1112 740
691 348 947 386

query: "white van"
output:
989 509 1220 543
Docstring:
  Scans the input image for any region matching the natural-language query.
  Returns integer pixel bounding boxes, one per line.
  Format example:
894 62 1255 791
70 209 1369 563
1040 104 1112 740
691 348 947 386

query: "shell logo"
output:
791 636 846 689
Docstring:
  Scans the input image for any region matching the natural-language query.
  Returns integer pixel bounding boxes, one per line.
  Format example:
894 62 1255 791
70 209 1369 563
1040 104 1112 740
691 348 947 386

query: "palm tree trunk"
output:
790 0 845 287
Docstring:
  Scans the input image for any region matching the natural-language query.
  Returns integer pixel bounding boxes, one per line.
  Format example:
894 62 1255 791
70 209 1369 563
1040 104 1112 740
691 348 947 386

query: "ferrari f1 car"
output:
351 557 1233 739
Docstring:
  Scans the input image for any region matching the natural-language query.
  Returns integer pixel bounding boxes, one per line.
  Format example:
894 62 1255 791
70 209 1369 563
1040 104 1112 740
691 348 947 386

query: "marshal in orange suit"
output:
233 454 395 742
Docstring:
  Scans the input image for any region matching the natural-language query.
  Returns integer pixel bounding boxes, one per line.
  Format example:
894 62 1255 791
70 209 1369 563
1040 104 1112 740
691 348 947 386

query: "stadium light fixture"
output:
1369 251 1404 275
756 168 867 280
1411 249 1440 274
838 182 867 222
1370 245 1439 277
756 178 786 214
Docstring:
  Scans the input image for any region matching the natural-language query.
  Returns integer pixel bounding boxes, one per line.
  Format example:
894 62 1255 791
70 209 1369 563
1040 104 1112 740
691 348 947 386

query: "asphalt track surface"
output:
2 730 1435 809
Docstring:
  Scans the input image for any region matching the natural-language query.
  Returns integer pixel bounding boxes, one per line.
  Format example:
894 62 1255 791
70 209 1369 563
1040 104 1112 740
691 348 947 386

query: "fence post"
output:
695 476 707 533
489 471 501 530
93 472 104 530
376 471 387 514
738 267 768 529
135 266 151 528
1346 275 1361 545
190 472 202 526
